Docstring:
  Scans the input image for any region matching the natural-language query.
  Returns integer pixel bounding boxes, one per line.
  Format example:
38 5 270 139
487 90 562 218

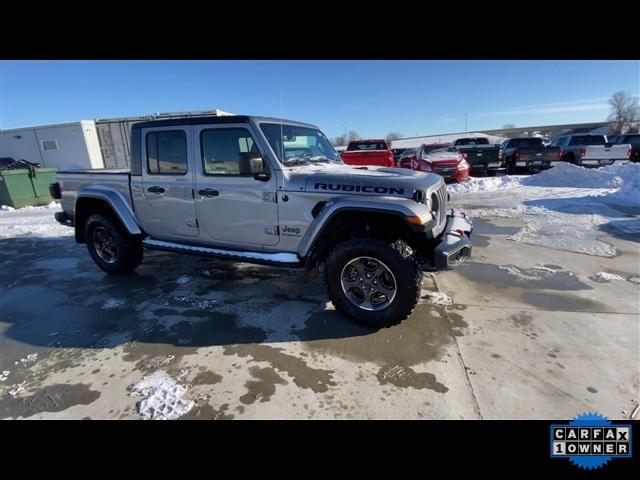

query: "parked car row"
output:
339 134 638 183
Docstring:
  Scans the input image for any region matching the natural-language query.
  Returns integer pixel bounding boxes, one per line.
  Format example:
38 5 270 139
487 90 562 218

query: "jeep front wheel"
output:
324 238 422 328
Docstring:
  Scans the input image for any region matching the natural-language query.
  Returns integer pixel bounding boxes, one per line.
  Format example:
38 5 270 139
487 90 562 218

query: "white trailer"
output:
0 121 104 170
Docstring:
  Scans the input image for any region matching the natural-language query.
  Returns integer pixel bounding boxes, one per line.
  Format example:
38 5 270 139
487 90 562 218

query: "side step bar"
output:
142 239 303 268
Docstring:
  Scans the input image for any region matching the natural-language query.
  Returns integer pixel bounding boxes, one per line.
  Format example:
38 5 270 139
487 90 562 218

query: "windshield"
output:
569 135 606 146
347 141 388 151
260 123 341 166
513 138 542 148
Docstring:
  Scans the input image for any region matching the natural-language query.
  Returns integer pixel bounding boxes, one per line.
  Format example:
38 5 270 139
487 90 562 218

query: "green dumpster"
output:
0 167 58 209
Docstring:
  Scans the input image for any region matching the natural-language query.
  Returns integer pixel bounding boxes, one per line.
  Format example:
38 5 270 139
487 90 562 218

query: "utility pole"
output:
463 113 468 133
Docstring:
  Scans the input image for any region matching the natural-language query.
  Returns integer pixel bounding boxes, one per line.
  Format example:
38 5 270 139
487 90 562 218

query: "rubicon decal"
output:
314 183 405 195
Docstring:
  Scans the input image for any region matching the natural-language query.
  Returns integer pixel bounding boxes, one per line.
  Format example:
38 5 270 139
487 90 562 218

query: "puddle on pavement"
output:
223 343 337 393
470 218 522 248
522 292 613 312
457 262 590 291
192 370 223 385
239 366 288 404
376 365 448 393
181 402 234 420
298 304 453 367
0 383 100 419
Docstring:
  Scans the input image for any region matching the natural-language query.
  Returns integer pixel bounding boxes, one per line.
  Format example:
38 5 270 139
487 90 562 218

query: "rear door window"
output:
146 130 188 174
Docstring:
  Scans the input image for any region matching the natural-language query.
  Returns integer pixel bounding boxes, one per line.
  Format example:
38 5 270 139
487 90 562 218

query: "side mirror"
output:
239 153 270 181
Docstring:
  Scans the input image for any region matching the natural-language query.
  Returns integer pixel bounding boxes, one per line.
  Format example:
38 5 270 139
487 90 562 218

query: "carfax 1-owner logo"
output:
550 412 632 470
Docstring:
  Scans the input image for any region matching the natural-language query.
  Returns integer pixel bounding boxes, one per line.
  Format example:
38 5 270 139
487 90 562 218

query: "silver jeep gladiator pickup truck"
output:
50 115 472 327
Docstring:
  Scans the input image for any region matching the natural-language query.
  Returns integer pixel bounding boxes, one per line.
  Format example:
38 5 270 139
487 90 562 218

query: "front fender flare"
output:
297 196 433 259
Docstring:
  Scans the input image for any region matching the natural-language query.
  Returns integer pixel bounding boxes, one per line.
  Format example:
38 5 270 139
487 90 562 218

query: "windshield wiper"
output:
308 156 335 163
282 157 310 166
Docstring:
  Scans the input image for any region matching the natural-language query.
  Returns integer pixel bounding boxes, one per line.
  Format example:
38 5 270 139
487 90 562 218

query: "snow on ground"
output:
449 163 640 257
422 291 453 306
498 264 562 281
449 162 640 205
128 371 194 420
590 272 625 283
0 201 72 239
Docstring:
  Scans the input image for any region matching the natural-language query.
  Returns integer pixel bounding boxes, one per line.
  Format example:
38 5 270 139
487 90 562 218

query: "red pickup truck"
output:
340 139 395 167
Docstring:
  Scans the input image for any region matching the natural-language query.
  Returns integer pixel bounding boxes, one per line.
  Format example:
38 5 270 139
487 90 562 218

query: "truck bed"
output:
581 144 631 166
456 145 502 172
56 169 133 218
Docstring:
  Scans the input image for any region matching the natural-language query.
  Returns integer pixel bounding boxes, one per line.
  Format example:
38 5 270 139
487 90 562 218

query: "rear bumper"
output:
433 210 473 269
515 160 552 169
470 161 505 172
54 211 74 227
578 158 630 167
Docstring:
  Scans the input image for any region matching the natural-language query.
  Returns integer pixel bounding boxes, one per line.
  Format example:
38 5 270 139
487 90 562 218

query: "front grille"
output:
431 183 448 231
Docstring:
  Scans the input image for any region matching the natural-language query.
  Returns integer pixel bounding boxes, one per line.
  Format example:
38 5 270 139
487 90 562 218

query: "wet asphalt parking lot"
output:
0 204 638 419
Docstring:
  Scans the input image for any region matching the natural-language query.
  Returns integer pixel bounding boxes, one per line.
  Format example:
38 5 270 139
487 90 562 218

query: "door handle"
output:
147 186 166 194
198 188 219 197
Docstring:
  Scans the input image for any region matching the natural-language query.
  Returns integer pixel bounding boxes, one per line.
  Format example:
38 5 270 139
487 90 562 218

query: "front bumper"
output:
433 209 473 269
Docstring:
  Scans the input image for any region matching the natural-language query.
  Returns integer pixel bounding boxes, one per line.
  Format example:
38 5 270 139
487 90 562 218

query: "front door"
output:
193 123 279 247
135 126 199 240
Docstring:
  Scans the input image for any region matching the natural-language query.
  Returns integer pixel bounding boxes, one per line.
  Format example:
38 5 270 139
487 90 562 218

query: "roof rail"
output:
95 108 235 123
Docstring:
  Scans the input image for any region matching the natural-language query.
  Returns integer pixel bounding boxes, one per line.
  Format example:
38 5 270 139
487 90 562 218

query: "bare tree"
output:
348 130 361 141
502 123 516 129
608 91 640 134
385 132 403 142
332 134 347 146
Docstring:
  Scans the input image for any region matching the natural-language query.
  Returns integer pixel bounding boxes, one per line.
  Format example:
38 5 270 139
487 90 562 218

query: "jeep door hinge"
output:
262 192 277 203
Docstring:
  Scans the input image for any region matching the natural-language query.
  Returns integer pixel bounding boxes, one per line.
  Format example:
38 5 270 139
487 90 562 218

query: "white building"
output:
389 132 506 150
0 121 104 170
0 109 235 171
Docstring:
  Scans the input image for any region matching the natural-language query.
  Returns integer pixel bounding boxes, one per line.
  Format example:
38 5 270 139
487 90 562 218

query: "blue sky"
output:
1 60 638 138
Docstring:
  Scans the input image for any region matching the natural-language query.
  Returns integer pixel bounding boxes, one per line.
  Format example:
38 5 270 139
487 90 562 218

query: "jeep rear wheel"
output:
85 214 143 274
325 238 422 328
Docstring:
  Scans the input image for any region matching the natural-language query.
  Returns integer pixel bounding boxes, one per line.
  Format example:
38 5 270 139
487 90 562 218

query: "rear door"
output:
134 126 199 240
193 123 279 247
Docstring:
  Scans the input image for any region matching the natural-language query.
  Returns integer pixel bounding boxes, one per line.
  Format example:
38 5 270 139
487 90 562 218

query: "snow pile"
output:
0 371 9 382
450 163 640 206
129 371 194 420
448 174 523 193
422 291 453 306
590 272 625 283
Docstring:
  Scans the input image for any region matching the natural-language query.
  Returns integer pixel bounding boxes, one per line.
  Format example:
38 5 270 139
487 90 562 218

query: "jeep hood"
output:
281 163 443 198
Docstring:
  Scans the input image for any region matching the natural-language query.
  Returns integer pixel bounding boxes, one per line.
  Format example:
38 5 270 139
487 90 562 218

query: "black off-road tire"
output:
324 237 422 328
85 214 143 275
